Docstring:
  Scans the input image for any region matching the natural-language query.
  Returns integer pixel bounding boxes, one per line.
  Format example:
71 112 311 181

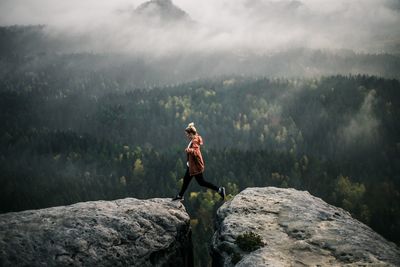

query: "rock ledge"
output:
212 187 400 266
0 198 192 266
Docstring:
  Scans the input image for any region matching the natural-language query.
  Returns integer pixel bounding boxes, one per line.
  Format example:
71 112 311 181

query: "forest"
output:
1 65 399 266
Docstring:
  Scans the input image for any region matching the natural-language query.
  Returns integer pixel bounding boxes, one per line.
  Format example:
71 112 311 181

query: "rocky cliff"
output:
212 187 400 266
0 198 192 267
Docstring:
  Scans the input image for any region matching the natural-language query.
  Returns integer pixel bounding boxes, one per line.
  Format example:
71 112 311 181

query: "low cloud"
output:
0 0 399 55
340 89 380 145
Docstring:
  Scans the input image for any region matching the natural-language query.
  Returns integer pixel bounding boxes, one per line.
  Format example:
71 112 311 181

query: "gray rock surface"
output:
0 198 192 267
212 187 400 266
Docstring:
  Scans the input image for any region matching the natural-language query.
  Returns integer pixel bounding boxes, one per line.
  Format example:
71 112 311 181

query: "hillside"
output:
1 74 400 265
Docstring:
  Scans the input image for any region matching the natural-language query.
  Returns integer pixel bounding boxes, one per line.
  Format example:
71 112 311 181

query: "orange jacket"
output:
186 135 205 176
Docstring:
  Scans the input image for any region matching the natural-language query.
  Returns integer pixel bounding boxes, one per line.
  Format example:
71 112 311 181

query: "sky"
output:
0 0 399 55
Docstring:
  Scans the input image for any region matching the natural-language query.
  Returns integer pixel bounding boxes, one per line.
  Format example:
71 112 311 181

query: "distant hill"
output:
135 0 193 24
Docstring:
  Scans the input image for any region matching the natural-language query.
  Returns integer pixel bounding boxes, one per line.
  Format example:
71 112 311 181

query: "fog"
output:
341 89 380 146
1 0 399 56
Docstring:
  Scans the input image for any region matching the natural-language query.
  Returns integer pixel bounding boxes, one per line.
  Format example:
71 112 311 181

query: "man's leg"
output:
178 168 193 197
194 173 219 191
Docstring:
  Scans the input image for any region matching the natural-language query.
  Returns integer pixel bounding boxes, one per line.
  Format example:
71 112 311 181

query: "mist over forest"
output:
1 0 400 86
1 0 400 266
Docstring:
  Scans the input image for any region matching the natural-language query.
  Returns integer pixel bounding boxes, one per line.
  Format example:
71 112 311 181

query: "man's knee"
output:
195 176 206 186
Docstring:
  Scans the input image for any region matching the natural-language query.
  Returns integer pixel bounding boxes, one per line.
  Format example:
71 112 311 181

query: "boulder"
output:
212 187 400 266
0 198 192 266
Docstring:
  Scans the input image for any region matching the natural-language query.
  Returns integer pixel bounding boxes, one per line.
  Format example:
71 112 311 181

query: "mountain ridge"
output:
135 0 193 24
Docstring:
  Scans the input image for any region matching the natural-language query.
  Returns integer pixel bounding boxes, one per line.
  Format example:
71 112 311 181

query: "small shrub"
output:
235 231 264 252
231 252 242 264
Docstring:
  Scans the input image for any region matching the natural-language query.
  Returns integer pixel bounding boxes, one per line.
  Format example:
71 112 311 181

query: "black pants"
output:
179 168 219 196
